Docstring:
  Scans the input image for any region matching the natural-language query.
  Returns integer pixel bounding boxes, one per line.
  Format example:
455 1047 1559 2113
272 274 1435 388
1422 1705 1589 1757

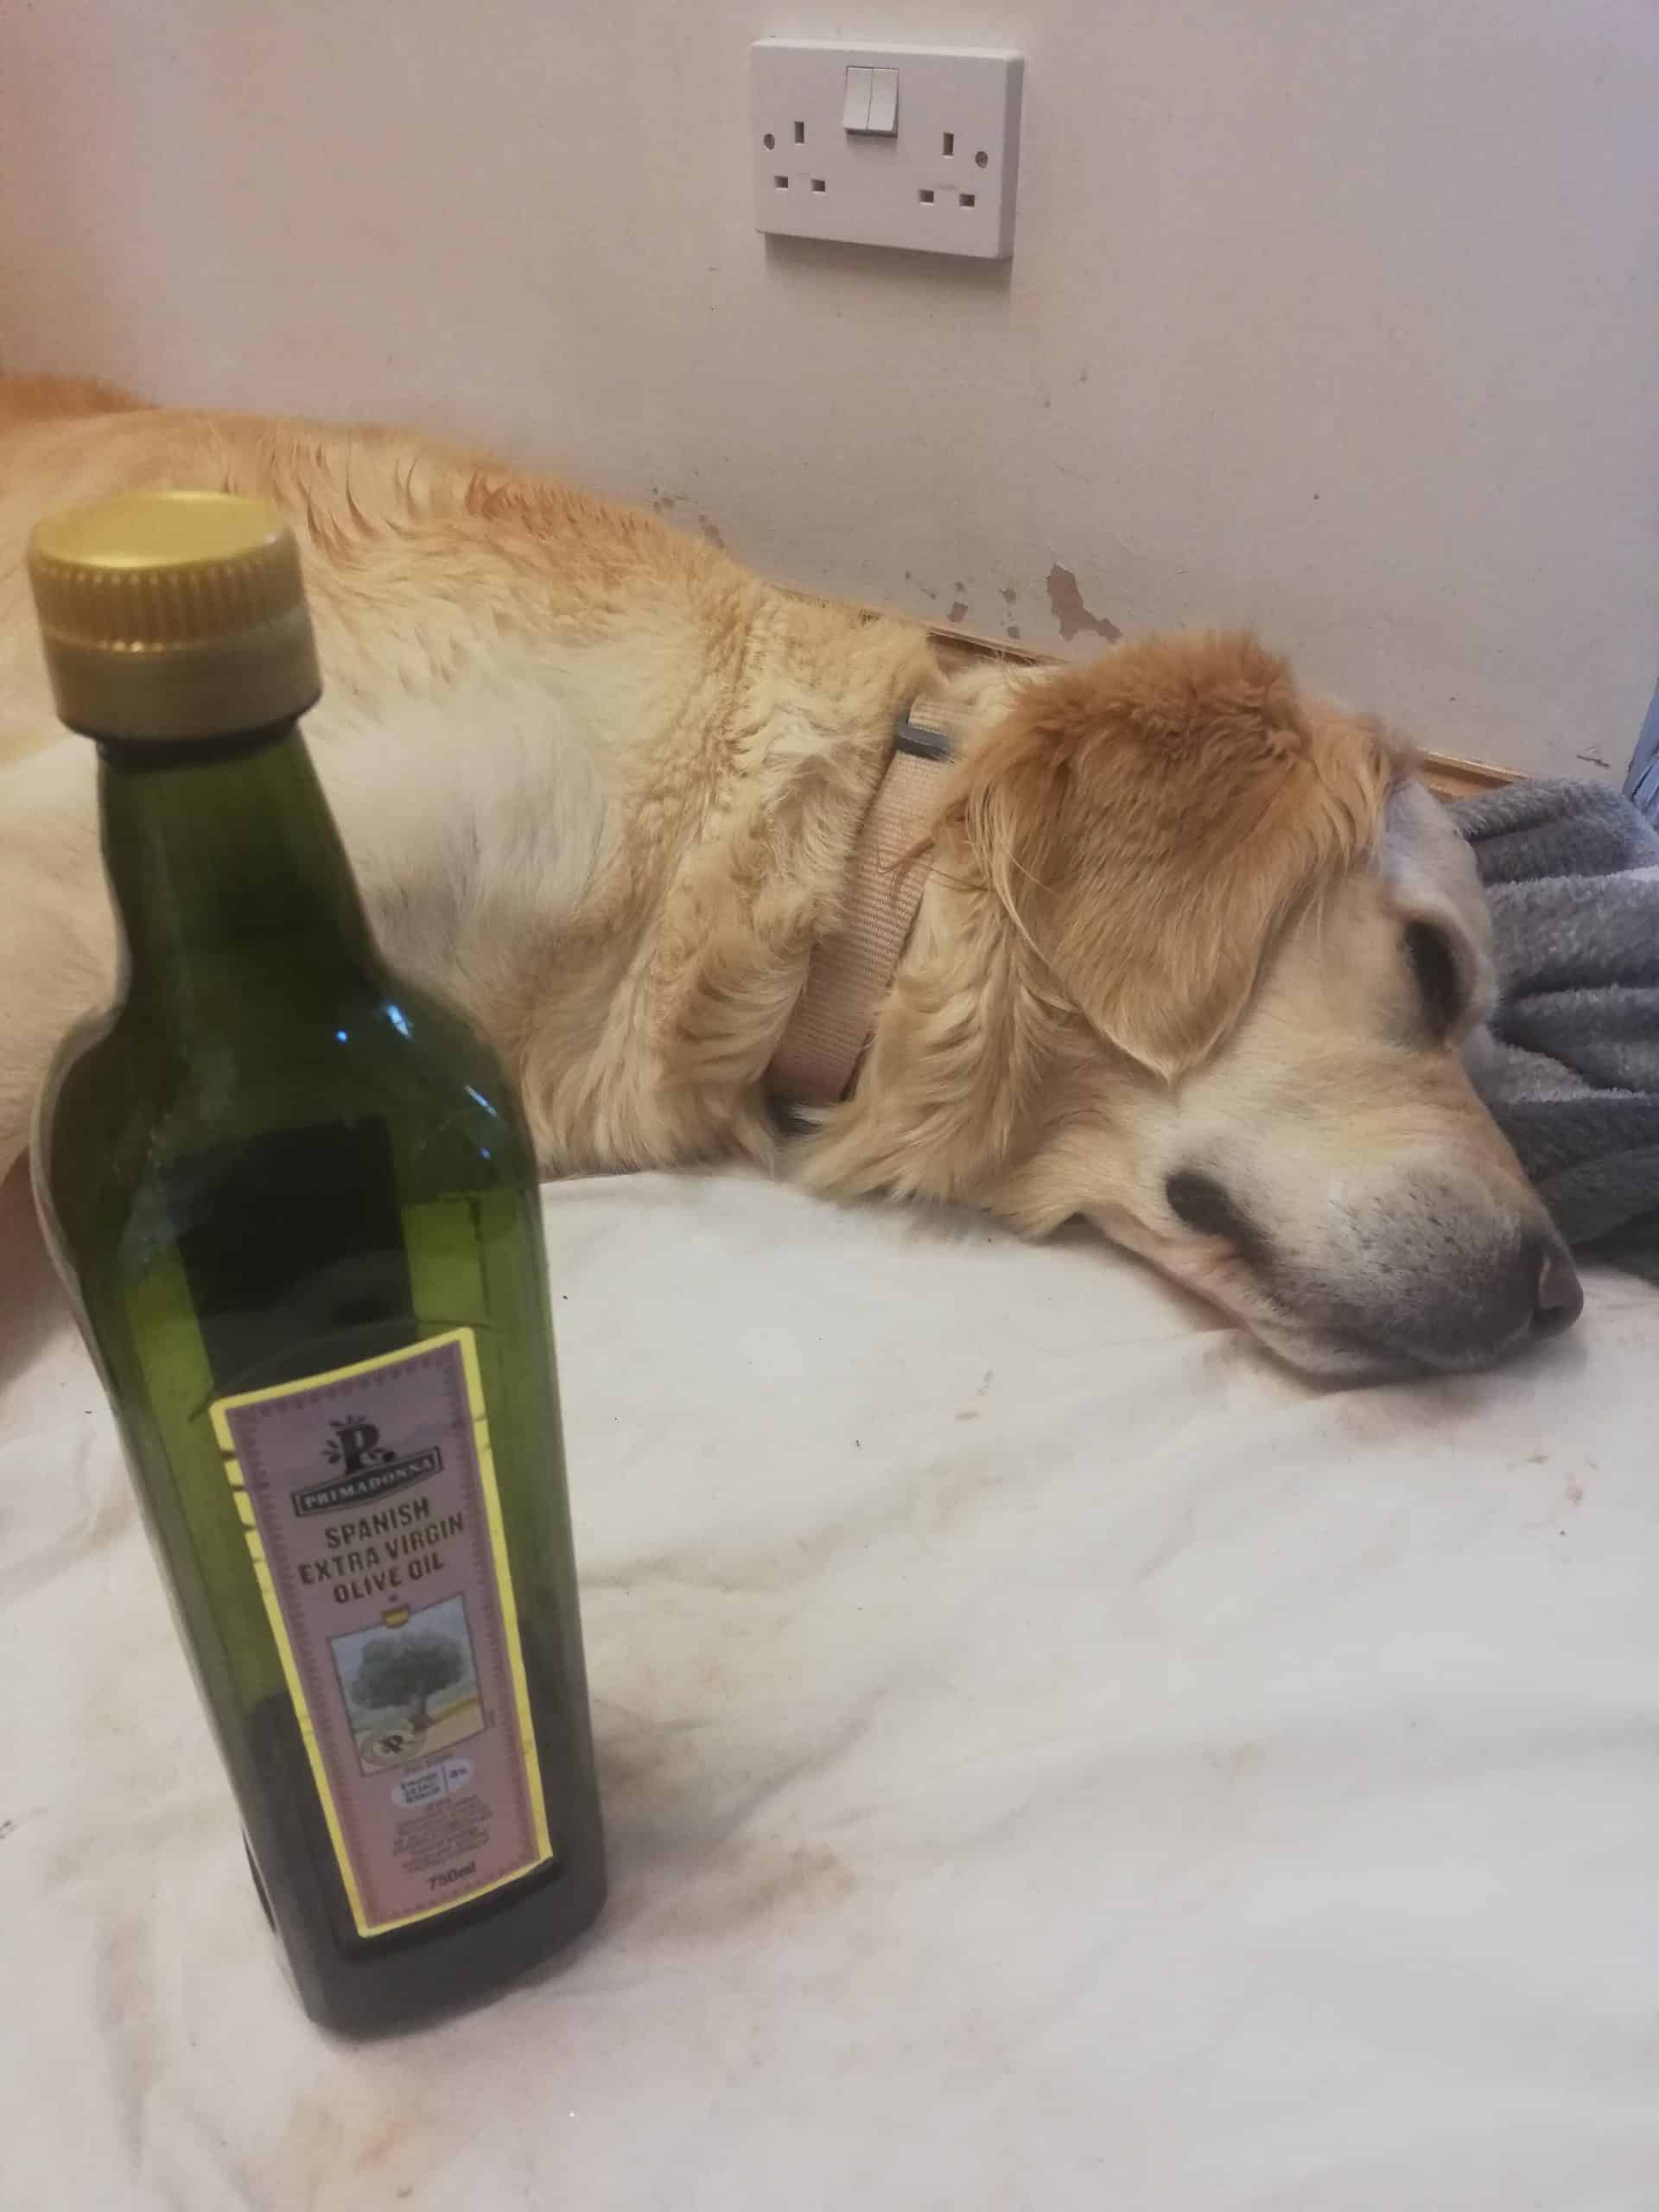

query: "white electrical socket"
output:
750 41 1023 260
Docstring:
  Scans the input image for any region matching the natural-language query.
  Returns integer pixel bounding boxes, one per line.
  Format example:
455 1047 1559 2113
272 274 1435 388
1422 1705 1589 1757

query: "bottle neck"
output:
99 721 381 1026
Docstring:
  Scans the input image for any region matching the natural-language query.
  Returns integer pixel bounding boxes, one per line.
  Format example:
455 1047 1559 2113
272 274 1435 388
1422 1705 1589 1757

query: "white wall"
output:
3 0 1654 776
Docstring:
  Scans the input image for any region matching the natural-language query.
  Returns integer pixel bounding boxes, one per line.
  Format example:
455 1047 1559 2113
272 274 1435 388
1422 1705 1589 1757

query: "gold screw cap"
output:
27 490 322 741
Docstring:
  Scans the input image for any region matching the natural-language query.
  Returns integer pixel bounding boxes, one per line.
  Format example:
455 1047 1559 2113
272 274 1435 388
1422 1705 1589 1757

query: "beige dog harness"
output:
767 696 966 1109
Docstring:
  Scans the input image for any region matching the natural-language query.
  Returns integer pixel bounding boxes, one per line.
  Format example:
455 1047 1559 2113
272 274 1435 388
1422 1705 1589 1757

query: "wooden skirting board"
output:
925 619 1517 801
785 584 1520 802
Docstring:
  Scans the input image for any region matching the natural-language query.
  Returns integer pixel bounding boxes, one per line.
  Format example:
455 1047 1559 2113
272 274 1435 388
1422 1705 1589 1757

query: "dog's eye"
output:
1404 919 1465 1038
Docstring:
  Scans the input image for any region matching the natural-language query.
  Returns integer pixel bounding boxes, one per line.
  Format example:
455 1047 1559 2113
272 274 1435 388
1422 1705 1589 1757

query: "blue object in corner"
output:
1626 680 1659 826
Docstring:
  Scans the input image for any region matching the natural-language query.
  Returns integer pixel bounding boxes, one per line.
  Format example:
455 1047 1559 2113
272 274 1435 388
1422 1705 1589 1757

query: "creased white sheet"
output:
2 1161 1656 2211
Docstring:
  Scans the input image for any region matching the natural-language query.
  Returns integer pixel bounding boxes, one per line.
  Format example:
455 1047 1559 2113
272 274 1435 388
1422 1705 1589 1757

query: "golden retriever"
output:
0 374 1580 1378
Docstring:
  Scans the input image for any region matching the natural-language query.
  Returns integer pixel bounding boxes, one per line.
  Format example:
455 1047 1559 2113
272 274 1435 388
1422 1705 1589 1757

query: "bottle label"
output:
212 1329 553 1937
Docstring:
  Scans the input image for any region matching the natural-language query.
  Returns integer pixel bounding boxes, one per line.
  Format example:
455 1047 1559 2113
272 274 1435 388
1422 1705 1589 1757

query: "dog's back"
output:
0 375 940 1182
0 373 147 429
0 378 150 768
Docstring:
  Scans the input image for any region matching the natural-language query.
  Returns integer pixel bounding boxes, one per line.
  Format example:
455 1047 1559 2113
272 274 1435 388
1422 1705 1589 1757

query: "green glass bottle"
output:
26 493 604 2034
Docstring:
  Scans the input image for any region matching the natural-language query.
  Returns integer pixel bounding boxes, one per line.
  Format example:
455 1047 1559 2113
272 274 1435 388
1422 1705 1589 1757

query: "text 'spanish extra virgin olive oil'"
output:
27 493 604 2033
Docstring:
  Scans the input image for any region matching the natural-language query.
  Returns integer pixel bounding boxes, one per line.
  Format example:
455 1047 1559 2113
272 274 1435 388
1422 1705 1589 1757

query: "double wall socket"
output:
750 41 1023 260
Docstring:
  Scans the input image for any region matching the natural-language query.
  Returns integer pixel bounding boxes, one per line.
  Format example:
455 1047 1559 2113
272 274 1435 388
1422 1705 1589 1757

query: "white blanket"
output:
3 1163 1657 2210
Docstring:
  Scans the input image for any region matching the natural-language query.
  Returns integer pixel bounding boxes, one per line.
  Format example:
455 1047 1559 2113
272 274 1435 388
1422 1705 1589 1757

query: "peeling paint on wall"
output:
1045 564 1122 644
647 492 723 548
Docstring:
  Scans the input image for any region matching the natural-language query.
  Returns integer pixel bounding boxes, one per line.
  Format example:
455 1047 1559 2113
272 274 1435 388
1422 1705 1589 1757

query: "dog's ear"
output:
944 632 1391 1079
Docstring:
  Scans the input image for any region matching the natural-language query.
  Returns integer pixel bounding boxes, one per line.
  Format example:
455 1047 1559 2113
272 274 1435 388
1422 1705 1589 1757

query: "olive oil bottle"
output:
27 493 604 2033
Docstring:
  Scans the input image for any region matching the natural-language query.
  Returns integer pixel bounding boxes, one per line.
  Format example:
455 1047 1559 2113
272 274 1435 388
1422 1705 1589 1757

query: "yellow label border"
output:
212 1327 553 1937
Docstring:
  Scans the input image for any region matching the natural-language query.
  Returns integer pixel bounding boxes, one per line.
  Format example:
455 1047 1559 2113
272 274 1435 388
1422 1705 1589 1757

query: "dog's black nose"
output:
1531 1241 1583 1338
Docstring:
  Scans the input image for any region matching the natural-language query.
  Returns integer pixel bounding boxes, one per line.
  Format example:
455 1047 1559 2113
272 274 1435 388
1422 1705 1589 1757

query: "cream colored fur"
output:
0 377 1575 1377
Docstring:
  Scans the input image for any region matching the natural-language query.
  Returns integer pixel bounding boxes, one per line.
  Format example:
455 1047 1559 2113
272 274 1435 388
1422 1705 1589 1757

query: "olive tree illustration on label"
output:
333 1598 481 1771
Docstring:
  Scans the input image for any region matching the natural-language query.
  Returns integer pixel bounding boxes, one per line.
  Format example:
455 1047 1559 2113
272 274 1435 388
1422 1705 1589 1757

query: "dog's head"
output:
805 630 1580 1380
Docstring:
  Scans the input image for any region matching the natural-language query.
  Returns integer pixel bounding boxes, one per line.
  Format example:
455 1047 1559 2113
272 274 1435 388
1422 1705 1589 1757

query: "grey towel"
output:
1452 778 1659 1281
1624 681 1659 827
